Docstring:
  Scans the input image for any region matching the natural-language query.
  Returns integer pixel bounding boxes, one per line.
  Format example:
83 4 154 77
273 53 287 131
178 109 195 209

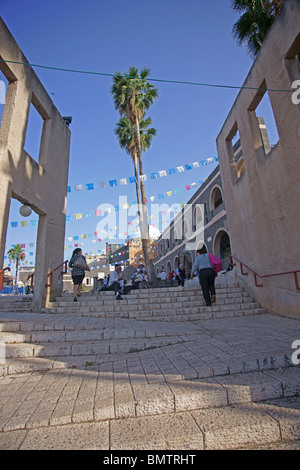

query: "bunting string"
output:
6 159 218 264
67 157 218 193
9 171 214 228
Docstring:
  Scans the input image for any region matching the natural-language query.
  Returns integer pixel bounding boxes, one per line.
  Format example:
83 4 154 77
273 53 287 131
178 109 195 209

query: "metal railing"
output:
27 272 34 291
25 261 69 290
0 267 11 292
229 254 300 292
45 260 69 288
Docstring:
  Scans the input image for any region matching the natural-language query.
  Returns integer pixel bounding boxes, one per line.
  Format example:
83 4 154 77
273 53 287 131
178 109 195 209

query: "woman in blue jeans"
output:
190 246 216 306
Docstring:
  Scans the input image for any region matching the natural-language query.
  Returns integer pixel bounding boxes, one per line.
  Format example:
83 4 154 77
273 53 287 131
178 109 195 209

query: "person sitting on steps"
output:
108 264 124 300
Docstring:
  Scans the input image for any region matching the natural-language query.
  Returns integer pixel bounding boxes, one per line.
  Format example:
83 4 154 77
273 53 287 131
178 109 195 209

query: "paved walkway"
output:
0 305 299 450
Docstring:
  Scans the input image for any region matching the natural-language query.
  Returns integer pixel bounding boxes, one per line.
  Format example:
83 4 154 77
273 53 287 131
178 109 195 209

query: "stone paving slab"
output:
0 398 299 450
0 313 299 380
191 403 282 450
0 301 299 450
0 365 299 433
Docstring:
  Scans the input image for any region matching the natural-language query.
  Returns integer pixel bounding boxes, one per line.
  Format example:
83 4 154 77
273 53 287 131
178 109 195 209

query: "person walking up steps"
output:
190 246 216 306
68 248 88 302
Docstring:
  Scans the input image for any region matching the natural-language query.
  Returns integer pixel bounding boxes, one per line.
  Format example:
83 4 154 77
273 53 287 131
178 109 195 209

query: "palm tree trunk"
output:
133 153 142 210
135 116 150 272
15 258 18 291
132 152 148 267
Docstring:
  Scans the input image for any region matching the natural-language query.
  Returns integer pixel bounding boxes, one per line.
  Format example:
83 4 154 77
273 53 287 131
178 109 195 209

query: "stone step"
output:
0 331 31 344
124 308 266 323
2 397 300 450
54 292 253 308
0 365 299 441
0 326 293 379
44 302 241 314
55 285 247 301
41 303 266 319
100 396 300 451
4 334 187 359
0 306 32 313
0 356 68 376
0 324 195 343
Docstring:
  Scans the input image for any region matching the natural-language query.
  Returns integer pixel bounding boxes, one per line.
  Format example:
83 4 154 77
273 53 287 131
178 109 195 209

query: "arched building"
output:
153 165 231 277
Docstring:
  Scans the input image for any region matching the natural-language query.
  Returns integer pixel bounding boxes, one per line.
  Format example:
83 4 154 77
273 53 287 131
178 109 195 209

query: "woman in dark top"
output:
68 248 86 301
178 264 186 286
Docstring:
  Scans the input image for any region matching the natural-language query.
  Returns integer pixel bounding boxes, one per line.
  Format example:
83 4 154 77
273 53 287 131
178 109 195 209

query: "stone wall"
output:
216 0 300 318
0 18 71 310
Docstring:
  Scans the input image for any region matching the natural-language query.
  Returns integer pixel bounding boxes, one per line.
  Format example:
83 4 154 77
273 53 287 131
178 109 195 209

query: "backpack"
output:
208 253 222 273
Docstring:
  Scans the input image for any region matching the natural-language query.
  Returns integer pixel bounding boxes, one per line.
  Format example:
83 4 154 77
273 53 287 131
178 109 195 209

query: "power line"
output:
0 59 293 93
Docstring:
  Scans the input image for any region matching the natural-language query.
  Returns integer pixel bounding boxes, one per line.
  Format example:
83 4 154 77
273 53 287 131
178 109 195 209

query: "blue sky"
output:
1 0 260 266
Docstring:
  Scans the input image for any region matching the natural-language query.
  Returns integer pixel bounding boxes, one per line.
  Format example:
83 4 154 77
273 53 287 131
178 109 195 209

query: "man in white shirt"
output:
108 265 124 300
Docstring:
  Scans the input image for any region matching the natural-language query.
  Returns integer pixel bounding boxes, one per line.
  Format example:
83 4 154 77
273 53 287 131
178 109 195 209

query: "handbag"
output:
208 253 222 273
74 256 90 271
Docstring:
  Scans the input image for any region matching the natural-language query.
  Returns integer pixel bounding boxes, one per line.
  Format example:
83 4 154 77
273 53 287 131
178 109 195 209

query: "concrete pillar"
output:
0 18 71 311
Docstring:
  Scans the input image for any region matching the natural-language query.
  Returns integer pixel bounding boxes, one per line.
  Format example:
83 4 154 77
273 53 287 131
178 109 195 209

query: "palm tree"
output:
7 244 25 289
115 116 141 202
231 0 285 57
138 116 157 208
111 67 158 270
114 115 157 268
115 116 157 212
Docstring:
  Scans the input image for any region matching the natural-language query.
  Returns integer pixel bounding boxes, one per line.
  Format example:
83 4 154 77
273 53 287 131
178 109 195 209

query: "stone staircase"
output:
0 279 299 450
0 295 33 313
0 282 268 375
42 284 266 321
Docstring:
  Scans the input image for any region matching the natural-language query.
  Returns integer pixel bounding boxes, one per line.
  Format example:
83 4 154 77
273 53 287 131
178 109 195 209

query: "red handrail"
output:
27 272 34 290
0 267 11 291
229 254 300 291
45 260 69 288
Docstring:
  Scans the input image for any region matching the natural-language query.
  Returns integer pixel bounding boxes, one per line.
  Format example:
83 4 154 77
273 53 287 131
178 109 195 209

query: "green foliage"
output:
111 67 158 271
7 244 26 285
231 0 285 57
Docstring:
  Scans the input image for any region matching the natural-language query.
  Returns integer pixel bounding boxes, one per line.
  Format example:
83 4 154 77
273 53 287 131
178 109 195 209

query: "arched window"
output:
193 205 203 229
174 257 179 270
182 220 188 238
166 262 172 275
210 186 223 211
